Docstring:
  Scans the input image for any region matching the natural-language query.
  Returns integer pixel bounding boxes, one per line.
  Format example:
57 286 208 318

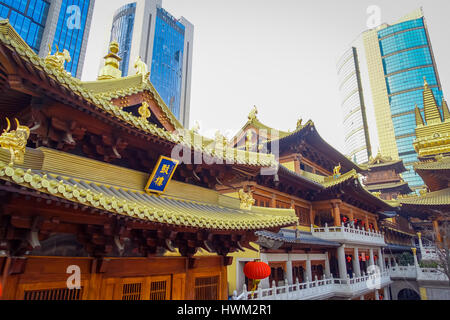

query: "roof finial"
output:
97 41 122 80
248 105 258 121
424 76 429 88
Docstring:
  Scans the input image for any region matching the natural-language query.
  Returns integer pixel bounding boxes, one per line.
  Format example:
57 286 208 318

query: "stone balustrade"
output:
232 271 391 300
311 224 386 246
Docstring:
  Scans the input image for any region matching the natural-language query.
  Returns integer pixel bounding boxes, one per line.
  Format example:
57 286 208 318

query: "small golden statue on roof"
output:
333 163 341 178
296 118 303 130
134 56 149 79
45 44 71 73
190 121 200 134
238 188 255 210
248 105 258 121
138 102 151 122
0 118 31 165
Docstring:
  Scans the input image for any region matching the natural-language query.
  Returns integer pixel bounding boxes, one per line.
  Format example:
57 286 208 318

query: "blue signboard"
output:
145 156 179 194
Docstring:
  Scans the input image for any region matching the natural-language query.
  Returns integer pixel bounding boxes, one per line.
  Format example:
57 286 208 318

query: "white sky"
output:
82 0 450 155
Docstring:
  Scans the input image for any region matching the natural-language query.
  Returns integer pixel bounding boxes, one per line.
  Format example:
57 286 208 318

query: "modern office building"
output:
337 8 444 189
336 47 372 164
109 0 194 128
0 0 95 78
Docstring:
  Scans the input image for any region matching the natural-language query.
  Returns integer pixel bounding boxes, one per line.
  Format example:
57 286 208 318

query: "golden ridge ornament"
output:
0 118 30 165
239 189 255 210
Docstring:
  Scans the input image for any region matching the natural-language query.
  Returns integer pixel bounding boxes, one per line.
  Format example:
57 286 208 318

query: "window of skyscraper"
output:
0 0 50 52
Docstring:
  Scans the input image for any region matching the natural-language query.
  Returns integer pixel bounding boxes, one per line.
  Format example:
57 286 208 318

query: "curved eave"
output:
366 160 407 174
271 122 363 173
277 165 324 191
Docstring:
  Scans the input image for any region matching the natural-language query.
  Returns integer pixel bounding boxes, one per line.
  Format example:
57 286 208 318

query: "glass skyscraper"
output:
111 3 136 77
338 8 444 190
150 7 185 119
107 0 194 128
337 47 372 164
0 0 95 78
0 0 50 52
378 16 443 188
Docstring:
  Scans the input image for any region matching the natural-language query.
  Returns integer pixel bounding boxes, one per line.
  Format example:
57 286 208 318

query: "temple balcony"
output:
311 224 386 246
420 246 440 260
232 271 392 300
387 265 449 282
389 265 418 279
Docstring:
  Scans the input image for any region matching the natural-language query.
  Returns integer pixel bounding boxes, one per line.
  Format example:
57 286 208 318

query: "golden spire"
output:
97 41 122 81
422 77 442 124
442 99 450 121
415 104 424 126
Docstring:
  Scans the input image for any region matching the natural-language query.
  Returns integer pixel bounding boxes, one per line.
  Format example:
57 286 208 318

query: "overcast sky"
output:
82 0 450 155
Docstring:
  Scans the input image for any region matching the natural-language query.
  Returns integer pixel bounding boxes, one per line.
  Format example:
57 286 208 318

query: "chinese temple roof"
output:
79 73 183 131
256 229 340 248
0 147 298 231
233 109 363 174
0 20 278 169
365 181 412 193
279 165 395 212
398 188 450 207
413 155 450 191
363 151 407 173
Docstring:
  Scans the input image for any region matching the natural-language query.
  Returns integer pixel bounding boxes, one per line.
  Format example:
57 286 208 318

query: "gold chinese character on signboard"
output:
154 177 165 187
160 165 171 175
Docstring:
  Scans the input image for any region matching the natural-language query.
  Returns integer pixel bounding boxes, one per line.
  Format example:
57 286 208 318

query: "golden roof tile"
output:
0 160 298 230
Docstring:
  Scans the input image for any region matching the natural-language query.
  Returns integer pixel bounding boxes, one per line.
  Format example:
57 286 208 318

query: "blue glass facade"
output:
378 17 443 188
111 3 136 77
52 0 91 76
150 7 185 119
0 0 50 52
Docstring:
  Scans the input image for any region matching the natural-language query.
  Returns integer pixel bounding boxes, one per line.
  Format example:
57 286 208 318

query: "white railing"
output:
388 265 417 279
421 246 440 261
417 268 449 282
311 224 386 246
232 271 391 300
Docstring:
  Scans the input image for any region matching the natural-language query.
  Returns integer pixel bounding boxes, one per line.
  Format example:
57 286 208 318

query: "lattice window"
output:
122 283 142 300
24 287 84 300
194 276 219 300
149 280 167 300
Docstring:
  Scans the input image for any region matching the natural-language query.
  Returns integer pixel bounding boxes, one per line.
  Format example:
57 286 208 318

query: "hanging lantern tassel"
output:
244 260 271 298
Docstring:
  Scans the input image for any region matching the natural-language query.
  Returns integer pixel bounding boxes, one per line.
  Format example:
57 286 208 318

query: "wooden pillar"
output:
433 220 442 243
270 194 277 208
309 205 314 226
348 210 354 221
365 215 369 230
332 202 341 227
373 218 379 231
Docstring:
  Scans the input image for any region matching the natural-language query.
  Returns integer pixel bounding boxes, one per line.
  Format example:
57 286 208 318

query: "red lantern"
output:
342 217 348 223
346 256 352 263
244 260 271 297
366 255 370 261
244 260 271 280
